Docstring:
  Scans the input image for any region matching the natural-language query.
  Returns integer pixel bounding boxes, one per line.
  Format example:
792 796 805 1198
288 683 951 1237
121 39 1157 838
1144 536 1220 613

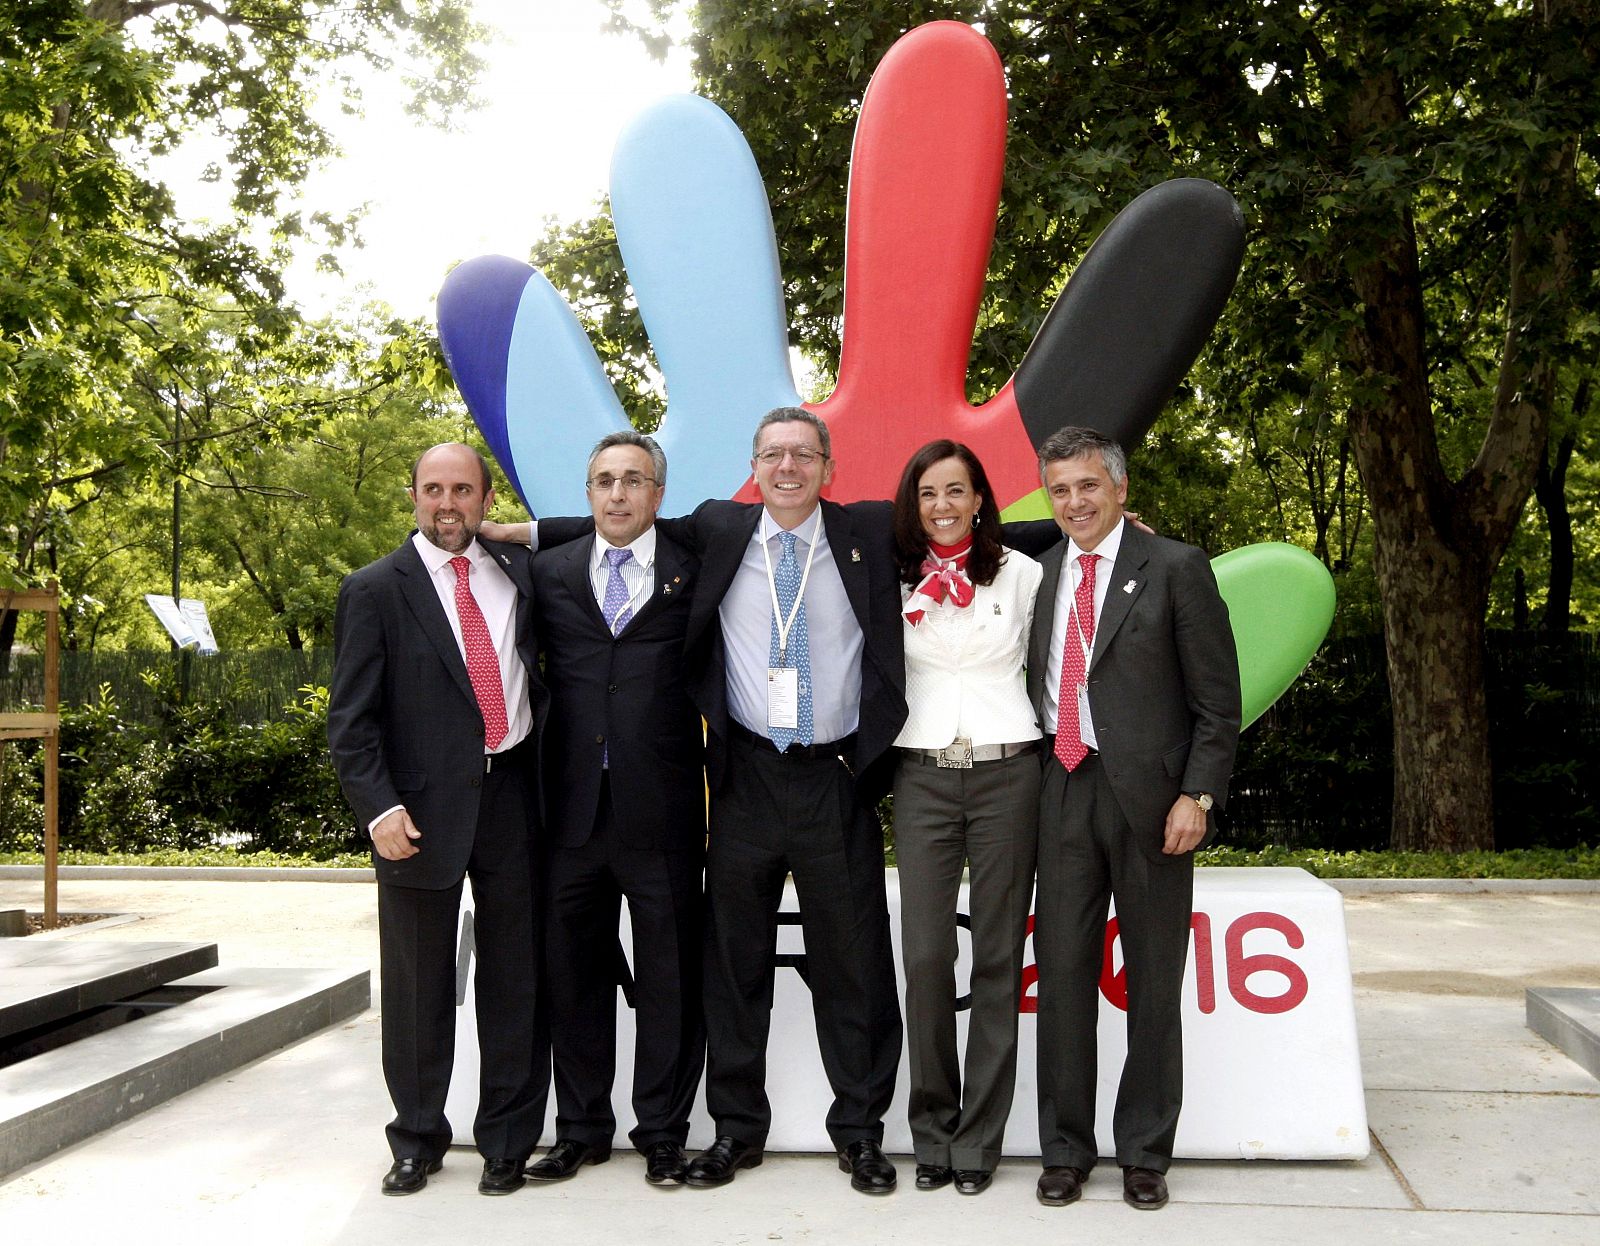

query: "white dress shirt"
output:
589 525 656 628
1041 517 1126 750
719 506 864 744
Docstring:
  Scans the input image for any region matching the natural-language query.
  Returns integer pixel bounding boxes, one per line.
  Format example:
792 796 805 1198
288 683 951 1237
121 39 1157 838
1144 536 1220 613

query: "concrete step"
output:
1526 987 1600 1083
0 964 368 1177
0 940 217 1039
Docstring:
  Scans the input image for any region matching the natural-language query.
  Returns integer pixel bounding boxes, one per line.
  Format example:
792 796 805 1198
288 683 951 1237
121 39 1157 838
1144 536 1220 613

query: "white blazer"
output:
894 548 1044 749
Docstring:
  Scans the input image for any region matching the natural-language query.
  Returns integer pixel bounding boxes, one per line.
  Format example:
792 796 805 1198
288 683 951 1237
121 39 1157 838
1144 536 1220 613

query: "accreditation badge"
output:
766 666 800 730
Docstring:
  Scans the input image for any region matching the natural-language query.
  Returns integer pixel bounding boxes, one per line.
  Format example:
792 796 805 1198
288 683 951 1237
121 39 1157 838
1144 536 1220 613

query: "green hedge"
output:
0 675 360 860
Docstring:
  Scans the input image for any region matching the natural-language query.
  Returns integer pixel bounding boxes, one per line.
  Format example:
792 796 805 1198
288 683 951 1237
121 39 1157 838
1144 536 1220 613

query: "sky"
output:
164 1 695 321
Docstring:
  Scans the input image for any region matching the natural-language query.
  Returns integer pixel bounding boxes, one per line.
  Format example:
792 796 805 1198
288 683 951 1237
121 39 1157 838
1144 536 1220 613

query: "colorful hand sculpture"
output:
436 20 1333 725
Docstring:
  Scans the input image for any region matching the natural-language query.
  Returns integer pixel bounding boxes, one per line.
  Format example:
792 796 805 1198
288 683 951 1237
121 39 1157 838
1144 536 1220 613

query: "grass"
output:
0 847 372 869
2 845 1597 878
1194 845 1600 879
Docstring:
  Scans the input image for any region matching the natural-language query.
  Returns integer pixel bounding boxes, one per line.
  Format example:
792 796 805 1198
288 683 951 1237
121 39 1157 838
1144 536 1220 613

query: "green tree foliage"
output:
587 0 1600 852
0 0 485 656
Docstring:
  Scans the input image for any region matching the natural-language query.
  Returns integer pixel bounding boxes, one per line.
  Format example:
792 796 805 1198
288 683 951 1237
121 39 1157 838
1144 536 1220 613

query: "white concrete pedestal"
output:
445 865 1367 1159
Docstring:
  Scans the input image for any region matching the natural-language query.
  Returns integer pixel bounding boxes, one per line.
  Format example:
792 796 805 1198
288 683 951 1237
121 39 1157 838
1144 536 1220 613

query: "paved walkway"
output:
1 876 1597 1244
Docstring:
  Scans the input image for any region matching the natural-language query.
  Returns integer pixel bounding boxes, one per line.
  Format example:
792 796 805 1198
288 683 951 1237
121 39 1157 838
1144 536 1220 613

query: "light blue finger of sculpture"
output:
499 265 631 516
610 93 801 506
1212 542 1338 728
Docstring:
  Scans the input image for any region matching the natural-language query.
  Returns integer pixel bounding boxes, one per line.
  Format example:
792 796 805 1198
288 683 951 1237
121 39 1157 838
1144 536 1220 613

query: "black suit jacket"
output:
541 505 1063 802
530 529 705 850
1027 523 1241 849
327 534 548 889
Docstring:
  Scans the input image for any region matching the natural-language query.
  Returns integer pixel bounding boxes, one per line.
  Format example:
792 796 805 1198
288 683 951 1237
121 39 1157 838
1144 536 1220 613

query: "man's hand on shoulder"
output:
1161 794 1207 855
373 808 423 861
478 520 531 545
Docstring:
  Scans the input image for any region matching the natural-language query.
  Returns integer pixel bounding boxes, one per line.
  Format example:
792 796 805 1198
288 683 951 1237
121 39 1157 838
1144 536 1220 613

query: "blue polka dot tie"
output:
769 530 814 751
602 547 635 634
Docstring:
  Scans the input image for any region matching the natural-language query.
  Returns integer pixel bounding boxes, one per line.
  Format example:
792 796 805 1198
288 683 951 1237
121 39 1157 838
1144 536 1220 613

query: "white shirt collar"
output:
758 506 823 548
412 531 493 576
590 524 658 573
1068 516 1125 567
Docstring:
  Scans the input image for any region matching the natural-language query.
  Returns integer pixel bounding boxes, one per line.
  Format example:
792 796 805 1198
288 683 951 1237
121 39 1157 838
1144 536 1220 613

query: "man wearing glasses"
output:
523 431 707 1188
499 410 906 1192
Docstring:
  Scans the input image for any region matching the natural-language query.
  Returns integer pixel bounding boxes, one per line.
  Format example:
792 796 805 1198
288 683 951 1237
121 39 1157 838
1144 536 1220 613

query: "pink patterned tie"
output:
449 556 508 749
1053 552 1097 771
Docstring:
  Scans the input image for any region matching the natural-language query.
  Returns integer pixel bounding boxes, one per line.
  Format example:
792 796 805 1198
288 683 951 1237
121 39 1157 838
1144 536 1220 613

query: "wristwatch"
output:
1186 792 1214 813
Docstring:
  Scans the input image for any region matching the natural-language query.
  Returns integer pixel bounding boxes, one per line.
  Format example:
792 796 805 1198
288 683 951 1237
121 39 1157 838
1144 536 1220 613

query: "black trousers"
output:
1034 752 1194 1173
377 753 549 1162
701 730 903 1150
545 774 706 1151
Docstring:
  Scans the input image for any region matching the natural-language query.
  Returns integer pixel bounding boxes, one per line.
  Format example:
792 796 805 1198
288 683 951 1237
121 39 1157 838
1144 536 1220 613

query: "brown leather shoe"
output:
1036 1165 1088 1206
1122 1165 1169 1209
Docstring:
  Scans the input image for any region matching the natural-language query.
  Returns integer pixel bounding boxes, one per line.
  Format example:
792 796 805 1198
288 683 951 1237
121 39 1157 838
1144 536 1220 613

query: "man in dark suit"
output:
327 442 549 1198
665 408 908 1194
522 432 706 1189
1025 426 1241 1211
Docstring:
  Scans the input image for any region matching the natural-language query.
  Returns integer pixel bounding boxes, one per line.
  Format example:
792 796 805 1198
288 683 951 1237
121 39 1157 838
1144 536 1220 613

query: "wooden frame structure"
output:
1 583 60 927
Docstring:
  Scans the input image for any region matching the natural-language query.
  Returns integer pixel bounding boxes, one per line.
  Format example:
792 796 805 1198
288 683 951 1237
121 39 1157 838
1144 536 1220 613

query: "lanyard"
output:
762 517 819 666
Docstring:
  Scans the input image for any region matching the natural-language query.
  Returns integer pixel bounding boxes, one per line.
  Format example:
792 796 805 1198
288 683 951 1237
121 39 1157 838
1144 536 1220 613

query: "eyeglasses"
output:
754 447 825 466
585 474 658 493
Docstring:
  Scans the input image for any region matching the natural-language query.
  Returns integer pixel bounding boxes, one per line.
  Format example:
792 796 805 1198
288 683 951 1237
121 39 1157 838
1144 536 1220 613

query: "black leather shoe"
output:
1122 1165 1169 1210
685 1136 763 1188
1036 1165 1088 1206
381 1156 442 1196
838 1139 897 1194
915 1163 953 1191
525 1139 611 1182
954 1168 992 1195
478 1158 525 1195
643 1140 689 1186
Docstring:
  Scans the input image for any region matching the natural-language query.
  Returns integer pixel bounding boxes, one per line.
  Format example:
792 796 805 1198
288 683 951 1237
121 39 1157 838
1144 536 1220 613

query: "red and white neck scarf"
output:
904 536 975 626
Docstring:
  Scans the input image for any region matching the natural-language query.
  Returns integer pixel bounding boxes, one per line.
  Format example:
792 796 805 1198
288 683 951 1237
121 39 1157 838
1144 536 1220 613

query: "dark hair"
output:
1036 425 1126 486
892 440 1005 587
751 406 832 458
588 430 667 487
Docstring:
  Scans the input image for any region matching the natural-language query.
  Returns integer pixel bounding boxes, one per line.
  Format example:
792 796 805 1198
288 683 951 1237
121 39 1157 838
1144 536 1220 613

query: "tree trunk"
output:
1378 547 1495 851
1536 428 1575 634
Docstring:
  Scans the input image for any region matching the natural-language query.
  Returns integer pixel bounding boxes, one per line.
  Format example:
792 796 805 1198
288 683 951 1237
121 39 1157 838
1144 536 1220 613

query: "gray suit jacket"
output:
1027 524 1241 849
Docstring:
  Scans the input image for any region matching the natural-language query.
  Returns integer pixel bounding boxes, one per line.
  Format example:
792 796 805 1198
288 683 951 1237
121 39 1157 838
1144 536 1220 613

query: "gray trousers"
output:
894 748 1041 1170
1035 751 1194 1173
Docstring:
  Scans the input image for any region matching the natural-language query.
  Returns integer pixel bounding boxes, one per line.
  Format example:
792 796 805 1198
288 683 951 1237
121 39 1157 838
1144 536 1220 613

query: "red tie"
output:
1053 552 1098 771
450 556 508 750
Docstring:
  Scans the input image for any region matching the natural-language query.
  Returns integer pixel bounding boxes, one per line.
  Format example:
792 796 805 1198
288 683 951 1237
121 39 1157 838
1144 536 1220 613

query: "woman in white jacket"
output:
891 439 1043 1196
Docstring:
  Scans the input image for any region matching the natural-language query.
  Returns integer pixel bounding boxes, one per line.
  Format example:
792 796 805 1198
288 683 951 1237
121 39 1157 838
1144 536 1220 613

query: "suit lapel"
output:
688 505 761 647
393 539 477 709
558 539 611 633
627 533 690 632
1029 540 1067 707
823 501 873 632
1090 526 1151 671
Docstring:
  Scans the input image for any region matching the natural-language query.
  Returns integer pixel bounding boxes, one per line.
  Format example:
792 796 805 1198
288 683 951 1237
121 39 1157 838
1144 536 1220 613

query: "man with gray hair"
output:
523 431 707 1188
1025 426 1240 1211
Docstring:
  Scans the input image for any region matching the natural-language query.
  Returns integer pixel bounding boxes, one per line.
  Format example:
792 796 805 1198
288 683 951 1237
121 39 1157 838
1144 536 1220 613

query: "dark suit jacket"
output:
659 498 906 802
530 529 705 850
1027 523 1241 850
327 534 548 889
540 505 1062 803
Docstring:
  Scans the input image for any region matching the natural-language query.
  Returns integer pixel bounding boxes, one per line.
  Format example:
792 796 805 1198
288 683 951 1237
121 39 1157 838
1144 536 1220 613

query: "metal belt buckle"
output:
936 737 974 769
